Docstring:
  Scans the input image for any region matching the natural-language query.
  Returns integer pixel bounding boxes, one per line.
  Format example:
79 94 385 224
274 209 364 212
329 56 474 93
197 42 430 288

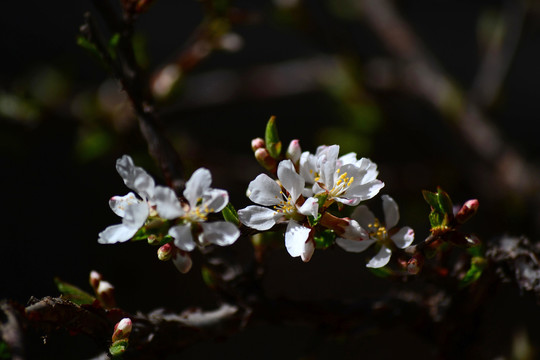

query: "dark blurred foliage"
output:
2 0 540 358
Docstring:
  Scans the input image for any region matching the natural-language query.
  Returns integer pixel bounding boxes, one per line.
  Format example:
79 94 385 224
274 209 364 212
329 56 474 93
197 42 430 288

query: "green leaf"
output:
265 116 282 159
314 229 335 249
422 190 441 212
76 35 101 58
54 278 96 305
222 202 240 226
429 211 444 229
109 339 129 357
437 187 454 216
307 213 322 227
459 257 486 288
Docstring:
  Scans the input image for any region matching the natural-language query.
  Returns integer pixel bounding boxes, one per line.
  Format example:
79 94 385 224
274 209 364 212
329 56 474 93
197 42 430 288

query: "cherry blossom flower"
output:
155 168 240 258
98 155 155 244
336 195 414 268
238 160 319 261
299 145 384 206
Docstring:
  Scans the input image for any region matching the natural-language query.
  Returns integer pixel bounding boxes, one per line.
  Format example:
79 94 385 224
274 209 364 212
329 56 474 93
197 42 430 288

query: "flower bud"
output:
157 243 173 261
172 251 193 274
407 254 424 275
455 199 479 224
147 234 160 245
254 148 277 172
112 318 132 342
285 139 301 164
251 137 265 151
89 270 102 290
97 281 116 308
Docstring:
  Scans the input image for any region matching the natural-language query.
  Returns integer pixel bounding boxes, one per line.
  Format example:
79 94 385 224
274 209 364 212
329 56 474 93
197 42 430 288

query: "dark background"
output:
2 0 540 358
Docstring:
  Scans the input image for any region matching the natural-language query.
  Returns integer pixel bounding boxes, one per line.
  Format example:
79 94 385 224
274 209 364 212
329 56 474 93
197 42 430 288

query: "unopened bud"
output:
456 199 479 224
112 318 132 342
407 254 424 275
251 137 265 151
285 139 301 164
89 270 102 290
147 234 160 245
172 251 193 274
158 243 173 261
254 148 277 172
97 281 116 308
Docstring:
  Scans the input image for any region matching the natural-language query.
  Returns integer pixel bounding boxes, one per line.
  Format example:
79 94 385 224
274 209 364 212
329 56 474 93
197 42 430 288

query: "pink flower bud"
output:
147 234 160 245
285 139 301 164
89 270 102 290
112 318 132 342
407 254 424 275
97 281 116 308
157 243 173 261
251 137 265 151
456 199 479 224
254 148 277 172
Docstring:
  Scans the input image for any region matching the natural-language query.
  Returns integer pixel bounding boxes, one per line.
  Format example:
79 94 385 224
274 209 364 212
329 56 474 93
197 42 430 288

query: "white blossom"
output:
336 195 414 268
98 155 155 244
238 160 319 261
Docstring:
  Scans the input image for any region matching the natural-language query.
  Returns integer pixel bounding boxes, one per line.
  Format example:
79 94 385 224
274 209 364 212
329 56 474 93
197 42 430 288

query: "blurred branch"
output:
81 3 185 190
0 301 26 360
359 0 540 198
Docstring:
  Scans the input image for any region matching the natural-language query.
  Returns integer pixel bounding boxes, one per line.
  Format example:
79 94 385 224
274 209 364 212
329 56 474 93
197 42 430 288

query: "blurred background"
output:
2 0 540 358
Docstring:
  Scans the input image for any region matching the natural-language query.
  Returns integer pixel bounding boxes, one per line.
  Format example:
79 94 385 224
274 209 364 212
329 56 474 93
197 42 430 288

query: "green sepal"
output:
54 277 96 305
316 194 328 208
307 213 322 227
314 229 335 249
368 266 393 278
159 235 174 246
222 202 240 226
459 257 486 288
109 339 129 357
429 211 444 229
422 190 441 212
265 116 282 159
0 340 12 360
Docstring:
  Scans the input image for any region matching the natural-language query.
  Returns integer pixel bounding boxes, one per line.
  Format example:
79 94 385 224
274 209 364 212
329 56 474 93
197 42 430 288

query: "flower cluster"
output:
98 155 240 273
239 140 413 267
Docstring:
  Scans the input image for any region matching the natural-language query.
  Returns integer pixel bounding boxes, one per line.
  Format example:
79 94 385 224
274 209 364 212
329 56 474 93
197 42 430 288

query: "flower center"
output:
367 219 388 241
328 168 354 198
186 198 214 222
273 190 296 215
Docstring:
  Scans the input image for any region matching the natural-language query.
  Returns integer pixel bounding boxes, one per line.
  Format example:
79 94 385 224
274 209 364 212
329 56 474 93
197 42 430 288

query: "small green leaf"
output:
437 187 454 217
265 116 282 159
76 35 100 58
459 257 486 288
109 339 129 357
422 190 441 212
222 202 240 226
54 278 96 305
429 211 444 228
108 33 121 60
314 229 335 249
307 213 322 227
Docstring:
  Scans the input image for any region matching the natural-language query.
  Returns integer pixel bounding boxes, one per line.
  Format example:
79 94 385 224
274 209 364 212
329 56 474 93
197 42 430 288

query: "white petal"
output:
391 226 415 249
172 251 193 273
366 246 392 268
350 205 377 230
297 197 319 217
200 221 240 246
277 159 304 202
109 192 139 218
382 195 399 229
345 180 385 203
203 189 229 213
299 152 317 183
184 168 212 208
237 206 279 231
247 174 282 206
123 201 149 229
169 224 196 252
337 152 357 166
116 155 155 200
335 237 376 253
98 224 138 244
341 219 369 240
284 221 312 258
301 240 315 262
154 186 184 219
